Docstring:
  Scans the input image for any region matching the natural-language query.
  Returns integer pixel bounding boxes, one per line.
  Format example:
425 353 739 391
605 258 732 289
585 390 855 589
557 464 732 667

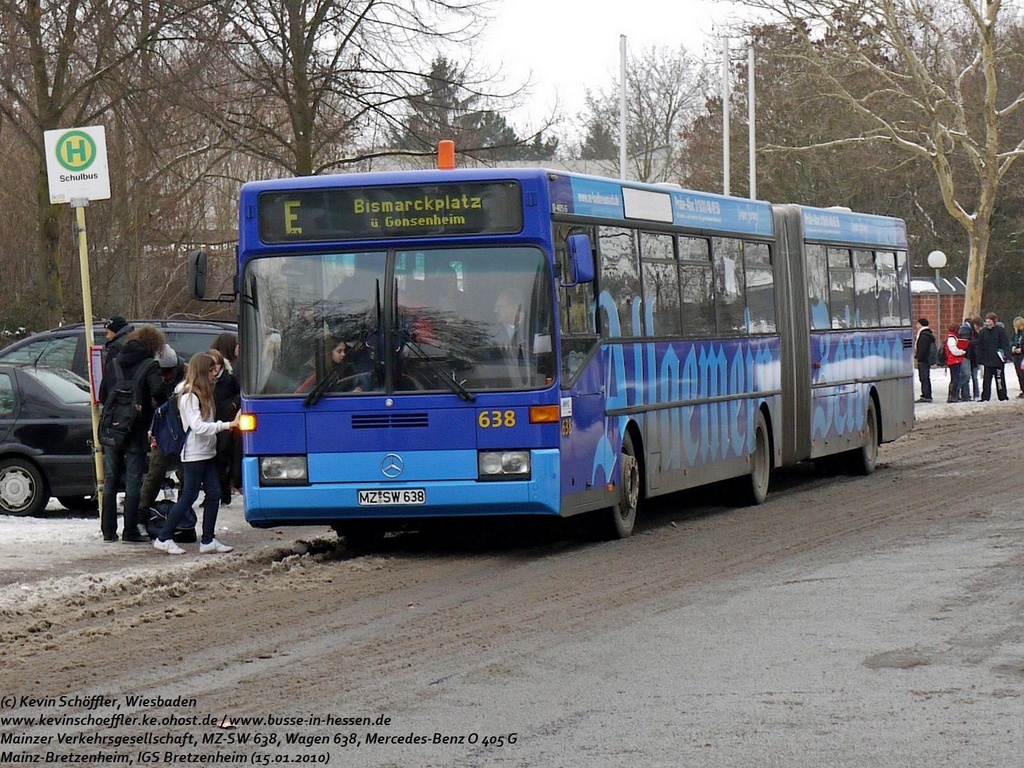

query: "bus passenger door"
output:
555 225 611 513
559 338 608 513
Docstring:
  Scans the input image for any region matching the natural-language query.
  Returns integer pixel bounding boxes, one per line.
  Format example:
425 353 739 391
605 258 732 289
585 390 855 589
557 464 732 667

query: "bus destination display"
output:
259 182 523 242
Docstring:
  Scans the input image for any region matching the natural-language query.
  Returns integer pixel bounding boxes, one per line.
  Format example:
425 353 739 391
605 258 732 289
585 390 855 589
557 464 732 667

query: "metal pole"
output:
722 38 730 196
748 46 756 199
619 35 628 181
934 268 942 339
72 198 105 513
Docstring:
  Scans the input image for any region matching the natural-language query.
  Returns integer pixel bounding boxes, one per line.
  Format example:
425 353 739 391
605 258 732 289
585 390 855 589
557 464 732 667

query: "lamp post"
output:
927 250 947 335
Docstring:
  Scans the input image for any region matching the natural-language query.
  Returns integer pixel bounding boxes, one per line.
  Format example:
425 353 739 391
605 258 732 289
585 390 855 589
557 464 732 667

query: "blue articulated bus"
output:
195 158 914 540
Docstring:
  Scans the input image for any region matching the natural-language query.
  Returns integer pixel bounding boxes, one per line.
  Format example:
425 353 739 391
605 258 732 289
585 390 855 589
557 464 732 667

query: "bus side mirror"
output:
188 249 208 300
186 250 237 303
562 234 595 287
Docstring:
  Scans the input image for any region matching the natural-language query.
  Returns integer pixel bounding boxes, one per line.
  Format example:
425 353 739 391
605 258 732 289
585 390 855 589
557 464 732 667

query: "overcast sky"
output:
478 0 739 130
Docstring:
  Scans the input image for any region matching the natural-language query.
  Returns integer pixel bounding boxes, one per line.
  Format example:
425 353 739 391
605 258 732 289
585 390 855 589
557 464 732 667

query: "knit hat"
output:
157 344 178 369
918 318 929 327
105 315 128 333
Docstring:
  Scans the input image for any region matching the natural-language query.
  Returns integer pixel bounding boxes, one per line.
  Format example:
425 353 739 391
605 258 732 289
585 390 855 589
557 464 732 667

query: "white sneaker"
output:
153 538 185 555
199 539 234 554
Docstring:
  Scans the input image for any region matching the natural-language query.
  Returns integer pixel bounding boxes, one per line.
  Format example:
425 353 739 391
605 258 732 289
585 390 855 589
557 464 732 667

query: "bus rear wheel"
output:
846 399 879 475
737 410 771 505
599 432 641 539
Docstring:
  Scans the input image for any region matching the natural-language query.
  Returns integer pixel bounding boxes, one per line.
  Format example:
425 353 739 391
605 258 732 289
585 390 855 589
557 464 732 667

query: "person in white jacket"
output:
154 353 240 555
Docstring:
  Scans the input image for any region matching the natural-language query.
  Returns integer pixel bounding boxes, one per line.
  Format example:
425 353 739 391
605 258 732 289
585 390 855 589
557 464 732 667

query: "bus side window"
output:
712 237 746 334
679 236 714 337
639 232 680 336
895 252 913 326
744 241 775 334
853 249 880 328
876 251 899 327
828 247 855 329
806 244 831 330
598 226 640 338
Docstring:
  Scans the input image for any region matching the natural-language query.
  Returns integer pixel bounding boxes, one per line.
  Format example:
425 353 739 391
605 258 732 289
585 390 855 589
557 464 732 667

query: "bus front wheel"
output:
599 432 641 539
334 522 386 551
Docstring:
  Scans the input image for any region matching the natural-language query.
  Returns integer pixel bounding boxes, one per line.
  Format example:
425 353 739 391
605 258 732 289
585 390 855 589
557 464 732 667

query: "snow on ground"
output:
0 490 317 611
0 361 1019 608
913 361 1022 420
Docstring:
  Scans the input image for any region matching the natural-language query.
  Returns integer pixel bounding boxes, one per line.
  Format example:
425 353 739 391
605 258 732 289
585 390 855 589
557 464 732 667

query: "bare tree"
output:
205 0 491 177
0 0 232 327
737 0 1024 316
574 45 710 183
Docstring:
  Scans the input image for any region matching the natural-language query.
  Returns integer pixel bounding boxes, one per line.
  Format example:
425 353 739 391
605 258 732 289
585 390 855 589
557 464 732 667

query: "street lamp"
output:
927 250 947 335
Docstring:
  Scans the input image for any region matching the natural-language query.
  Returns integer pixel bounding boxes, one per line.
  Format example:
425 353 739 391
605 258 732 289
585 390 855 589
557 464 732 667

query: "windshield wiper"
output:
306 281 384 407
401 335 476 402
302 359 347 407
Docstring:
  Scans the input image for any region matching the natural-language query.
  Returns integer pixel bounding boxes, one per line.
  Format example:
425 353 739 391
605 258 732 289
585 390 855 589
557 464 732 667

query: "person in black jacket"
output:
207 348 241 505
211 333 243 497
914 318 936 403
139 344 186 514
97 315 134 403
976 312 1012 401
100 325 168 543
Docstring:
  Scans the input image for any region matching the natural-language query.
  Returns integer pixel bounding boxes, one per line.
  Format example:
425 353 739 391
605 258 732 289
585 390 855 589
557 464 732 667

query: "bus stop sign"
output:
44 126 111 204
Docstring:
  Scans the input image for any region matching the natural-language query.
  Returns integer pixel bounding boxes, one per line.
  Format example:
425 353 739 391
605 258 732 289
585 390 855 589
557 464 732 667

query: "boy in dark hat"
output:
98 315 134 403
100 325 167 543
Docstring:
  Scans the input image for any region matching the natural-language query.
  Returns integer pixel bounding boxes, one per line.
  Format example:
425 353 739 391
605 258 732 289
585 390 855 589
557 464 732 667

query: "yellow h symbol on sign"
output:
56 131 96 171
64 137 89 164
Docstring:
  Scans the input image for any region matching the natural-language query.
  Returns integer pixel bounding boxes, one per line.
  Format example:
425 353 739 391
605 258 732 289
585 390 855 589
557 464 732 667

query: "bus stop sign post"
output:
44 126 112 516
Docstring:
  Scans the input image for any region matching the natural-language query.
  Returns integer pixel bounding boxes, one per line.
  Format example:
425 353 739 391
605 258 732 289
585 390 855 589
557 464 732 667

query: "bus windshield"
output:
244 246 555 397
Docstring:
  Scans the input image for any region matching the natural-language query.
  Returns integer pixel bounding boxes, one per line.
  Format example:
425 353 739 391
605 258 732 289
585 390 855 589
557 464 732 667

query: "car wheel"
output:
0 458 49 516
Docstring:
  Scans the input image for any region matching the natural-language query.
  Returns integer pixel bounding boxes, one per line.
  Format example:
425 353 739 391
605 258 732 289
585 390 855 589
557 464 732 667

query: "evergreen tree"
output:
393 56 556 162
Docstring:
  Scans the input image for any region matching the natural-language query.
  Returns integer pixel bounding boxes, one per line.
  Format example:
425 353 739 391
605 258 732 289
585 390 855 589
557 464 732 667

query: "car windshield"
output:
25 367 92 404
242 247 555 397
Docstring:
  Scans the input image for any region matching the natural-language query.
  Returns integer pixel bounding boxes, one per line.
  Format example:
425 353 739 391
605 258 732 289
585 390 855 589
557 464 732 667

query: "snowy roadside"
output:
0 493 322 603
0 361 1018 605
912 361 1022 420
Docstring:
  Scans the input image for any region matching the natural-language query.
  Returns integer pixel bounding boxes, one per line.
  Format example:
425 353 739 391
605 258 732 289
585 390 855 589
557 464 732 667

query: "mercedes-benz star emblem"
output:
380 453 404 478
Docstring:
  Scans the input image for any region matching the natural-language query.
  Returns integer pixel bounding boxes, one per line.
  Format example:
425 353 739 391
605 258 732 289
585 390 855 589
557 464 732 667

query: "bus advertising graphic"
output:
209 160 914 543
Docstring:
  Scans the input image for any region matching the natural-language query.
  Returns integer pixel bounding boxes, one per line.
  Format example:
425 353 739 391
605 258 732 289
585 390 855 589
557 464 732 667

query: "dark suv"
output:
0 319 237 381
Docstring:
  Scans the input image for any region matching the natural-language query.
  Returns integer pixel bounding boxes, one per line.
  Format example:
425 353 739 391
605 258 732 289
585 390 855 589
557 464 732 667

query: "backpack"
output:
147 499 198 543
98 359 154 449
929 337 941 366
151 392 191 456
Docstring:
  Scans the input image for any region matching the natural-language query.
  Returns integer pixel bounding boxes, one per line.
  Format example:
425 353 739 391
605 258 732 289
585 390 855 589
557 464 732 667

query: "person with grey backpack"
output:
139 344 185 515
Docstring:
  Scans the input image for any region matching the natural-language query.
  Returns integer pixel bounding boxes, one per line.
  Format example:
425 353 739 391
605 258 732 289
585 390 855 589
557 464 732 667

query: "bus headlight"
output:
478 450 531 480
259 456 308 485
